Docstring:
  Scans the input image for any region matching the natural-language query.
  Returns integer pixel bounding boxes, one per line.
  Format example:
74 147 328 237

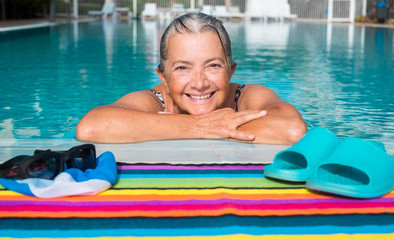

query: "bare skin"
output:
76 32 306 144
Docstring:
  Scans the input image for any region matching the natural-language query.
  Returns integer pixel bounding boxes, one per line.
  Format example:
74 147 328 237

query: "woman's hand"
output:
194 108 267 141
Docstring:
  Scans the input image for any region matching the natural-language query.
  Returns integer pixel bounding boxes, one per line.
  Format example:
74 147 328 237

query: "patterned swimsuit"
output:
150 84 245 112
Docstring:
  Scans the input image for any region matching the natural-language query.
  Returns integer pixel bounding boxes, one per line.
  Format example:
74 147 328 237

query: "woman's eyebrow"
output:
205 58 225 64
171 58 225 68
171 60 192 67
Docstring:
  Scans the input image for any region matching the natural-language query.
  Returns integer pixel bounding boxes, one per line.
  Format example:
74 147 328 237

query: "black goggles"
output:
0 144 96 180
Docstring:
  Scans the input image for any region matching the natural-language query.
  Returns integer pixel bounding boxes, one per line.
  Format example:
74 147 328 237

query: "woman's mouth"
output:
186 92 215 100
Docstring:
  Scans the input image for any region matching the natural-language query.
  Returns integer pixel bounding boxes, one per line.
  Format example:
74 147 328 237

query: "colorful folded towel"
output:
0 151 117 198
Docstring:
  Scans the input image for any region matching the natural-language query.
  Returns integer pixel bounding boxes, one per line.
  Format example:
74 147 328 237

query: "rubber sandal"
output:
264 127 339 182
306 137 394 199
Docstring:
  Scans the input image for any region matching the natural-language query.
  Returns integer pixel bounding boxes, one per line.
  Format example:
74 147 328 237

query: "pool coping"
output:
0 139 289 164
1 138 393 165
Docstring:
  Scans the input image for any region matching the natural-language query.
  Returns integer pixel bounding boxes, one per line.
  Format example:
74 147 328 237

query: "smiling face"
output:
158 32 235 115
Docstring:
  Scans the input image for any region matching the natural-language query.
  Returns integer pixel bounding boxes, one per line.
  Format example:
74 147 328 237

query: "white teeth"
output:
189 93 212 100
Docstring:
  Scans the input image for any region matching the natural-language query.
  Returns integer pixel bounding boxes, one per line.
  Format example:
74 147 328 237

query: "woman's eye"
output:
210 64 221 68
175 66 186 71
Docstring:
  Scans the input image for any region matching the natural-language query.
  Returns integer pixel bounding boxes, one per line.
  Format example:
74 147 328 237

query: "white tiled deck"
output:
1 139 393 165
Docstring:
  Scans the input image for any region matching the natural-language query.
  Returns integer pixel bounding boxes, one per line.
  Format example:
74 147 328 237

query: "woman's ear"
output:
228 62 237 80
156 67 169 91
231 62 237 75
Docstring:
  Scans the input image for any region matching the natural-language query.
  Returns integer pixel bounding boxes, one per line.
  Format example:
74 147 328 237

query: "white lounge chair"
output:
264 1 281 21
213 6 230 19
171 3 186 18
229 6 244 19
246 0 293 22
213 6 244 20
245 0 267 21
141 3 158 20
201 5 214 15
115 7 132 19
88 2 115 19
279 4 297 21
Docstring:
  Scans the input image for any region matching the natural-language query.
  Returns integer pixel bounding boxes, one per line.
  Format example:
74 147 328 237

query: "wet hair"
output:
158 13 234 73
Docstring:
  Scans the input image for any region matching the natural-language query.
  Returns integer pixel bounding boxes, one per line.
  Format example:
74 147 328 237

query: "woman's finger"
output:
234 110 267 126
229 129 256 141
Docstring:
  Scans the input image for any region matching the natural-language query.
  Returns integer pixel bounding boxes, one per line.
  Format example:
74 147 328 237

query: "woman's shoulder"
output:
235 83 281 110
241 83 278 96
121 83 166 101
150 83 166 92
112 86 166 112
230 83 274 96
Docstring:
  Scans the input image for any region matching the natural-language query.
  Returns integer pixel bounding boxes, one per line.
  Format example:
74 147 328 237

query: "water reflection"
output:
103 19 114 69
245 21 290 49
0 20 393 140
229 22 393 140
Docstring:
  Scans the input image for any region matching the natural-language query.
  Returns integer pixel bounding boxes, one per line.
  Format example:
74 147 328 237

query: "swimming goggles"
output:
0 144 96 180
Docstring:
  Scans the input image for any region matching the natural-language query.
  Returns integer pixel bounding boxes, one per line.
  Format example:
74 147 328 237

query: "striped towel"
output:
0 163 393 239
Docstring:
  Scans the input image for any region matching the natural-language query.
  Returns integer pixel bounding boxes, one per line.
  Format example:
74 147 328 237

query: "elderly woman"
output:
77 13 306 144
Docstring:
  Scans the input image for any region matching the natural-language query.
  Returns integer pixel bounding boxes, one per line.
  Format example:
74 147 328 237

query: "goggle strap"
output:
0 155 29 178
0 155 29 169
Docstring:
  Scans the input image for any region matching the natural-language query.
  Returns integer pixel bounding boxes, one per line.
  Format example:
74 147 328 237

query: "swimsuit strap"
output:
149 90 166 111
234 84 245 111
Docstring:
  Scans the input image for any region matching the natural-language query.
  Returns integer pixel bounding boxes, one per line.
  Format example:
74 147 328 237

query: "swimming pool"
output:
0 20 393 141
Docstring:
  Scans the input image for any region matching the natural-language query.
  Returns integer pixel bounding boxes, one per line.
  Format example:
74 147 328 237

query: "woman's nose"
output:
190 69 209 90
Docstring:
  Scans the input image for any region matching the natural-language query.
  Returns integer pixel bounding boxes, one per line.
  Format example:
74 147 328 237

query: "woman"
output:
76 13 306 144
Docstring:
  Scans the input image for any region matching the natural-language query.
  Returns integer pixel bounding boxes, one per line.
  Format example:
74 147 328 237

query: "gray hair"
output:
158 13 234 73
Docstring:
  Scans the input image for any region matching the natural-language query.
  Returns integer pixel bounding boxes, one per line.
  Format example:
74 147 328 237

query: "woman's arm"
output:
76 90 266 143
236 84 307 145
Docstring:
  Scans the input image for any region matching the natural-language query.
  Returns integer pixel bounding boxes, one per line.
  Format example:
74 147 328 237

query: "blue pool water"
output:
0 20 393 141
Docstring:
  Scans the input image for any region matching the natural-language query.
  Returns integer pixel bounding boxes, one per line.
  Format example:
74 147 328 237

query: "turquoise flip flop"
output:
264 127 339 182
306 137 394 199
